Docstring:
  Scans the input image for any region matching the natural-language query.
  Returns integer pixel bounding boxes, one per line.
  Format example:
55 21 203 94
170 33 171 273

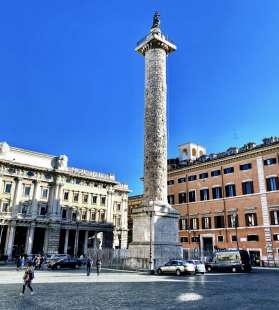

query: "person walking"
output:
20 262 35 296
96 258 101 276
16 256 21 271
20 256 25 270
86 257 92 276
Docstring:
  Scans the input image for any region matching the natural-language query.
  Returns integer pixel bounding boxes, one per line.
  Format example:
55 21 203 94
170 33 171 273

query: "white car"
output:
157 260 196 276
187 260 206 274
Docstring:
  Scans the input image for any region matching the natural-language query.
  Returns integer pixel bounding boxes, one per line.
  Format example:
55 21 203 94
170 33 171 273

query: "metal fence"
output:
88 248 129 269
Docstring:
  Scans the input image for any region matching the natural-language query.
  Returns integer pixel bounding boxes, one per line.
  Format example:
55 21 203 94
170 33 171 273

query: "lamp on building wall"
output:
231 210 239 250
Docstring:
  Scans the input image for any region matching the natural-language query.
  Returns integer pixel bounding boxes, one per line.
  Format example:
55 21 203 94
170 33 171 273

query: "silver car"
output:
157 260 196 276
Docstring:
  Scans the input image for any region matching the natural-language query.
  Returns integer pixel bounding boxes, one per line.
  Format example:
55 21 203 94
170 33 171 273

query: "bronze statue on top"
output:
151 11 160 29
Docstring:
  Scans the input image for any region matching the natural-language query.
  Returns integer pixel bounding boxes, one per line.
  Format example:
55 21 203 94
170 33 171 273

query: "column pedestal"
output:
5 222 16 259
26 224 35 255
128 203 181 270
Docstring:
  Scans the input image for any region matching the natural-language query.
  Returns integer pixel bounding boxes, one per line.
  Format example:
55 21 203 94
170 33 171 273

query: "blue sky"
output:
0 1 279 195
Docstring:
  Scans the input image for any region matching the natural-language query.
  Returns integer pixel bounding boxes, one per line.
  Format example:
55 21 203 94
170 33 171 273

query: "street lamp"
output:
231 210 239 250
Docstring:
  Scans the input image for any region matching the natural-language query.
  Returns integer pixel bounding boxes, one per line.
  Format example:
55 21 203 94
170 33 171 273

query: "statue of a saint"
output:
151 11 160 29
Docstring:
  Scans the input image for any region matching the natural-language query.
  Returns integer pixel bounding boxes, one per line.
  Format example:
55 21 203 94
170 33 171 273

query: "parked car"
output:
48 257 82 270
187 260 206 274
46 254 69 264
205 250 252 273
157 259 195 276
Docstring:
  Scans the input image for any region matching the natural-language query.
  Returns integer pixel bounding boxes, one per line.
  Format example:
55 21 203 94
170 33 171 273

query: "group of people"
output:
15 254 45 271
18 255 102 296
86 257 102 276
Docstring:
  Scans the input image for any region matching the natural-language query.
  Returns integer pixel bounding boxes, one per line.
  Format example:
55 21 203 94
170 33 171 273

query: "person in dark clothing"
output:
86 257 92 276
16 256 20 271
96 258 101 276
20 262 34 296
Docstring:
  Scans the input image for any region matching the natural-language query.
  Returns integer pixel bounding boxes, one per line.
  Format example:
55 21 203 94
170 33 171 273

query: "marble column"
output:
5 221 16 259
74 228 79 256
43 228 49 254
128 13 181 269
83 231 88 255
64 229 69 254
31 181 40 218
106 188 114 223
26 224 35 255
11 178 22 217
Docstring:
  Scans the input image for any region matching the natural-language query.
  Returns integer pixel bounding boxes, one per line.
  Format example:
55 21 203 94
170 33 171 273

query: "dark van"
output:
205 250 252 273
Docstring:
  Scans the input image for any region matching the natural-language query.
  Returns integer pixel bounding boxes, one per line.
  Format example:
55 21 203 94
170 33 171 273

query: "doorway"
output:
249 250 261 266
202 237 213 255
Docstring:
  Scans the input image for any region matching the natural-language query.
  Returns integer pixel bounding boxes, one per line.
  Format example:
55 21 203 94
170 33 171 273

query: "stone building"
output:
129 137 279 264
0 142 129 259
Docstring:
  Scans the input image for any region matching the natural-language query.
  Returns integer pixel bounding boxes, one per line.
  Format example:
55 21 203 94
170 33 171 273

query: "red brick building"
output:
129 137 279 264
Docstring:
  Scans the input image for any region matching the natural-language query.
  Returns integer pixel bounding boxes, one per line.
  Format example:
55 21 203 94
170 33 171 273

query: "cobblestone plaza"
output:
0 267 278 310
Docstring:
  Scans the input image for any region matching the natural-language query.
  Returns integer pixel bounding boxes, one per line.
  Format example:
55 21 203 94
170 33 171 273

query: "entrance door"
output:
203 237 213 256
249 250 261 266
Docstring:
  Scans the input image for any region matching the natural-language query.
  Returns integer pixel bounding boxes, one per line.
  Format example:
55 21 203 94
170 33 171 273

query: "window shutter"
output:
266 179 271 191
276 177 279 190
245 214 249 226
254 213 257 226
202 217 205 229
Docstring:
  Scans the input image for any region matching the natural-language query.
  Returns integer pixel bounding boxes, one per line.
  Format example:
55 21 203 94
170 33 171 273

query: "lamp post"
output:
231 211 239 250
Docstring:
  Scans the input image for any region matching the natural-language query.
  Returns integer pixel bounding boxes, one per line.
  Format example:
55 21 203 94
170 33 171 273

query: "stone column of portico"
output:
43 227 49 254
5 220 16 259
11 177 22 217
128 12 181 270
64 229 69 254
74 228 79 256
83 231 88 256
106 188 114 223
25 223 35 255
31 180 40 218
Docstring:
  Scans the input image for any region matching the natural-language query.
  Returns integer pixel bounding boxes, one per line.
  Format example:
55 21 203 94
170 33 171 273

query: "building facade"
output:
0 142 129 259
129 137 279 264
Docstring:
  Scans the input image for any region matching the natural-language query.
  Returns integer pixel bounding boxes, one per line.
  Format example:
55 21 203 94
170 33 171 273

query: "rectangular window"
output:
217 235 224 243
178 177 186 184
228 214 238 227
225 184 236 197
224 167 234 174
211 170 221 177
199 172 208 179
1 200 10 212
64 191 69 201
245 213 257 226
4 183 12 194
41 188 48 199
191 236 200 243
82 211 87 220
270 210 279 225
202 217 211 229
62 208 67 219
21 203 28 214
240 163 252 171
188 191 196 203
116 203 121 211
92 195 97 204
73 192 79 202
212 187 222 199
40 204 48 216
91 212 96 221
179 218 187 230
188 175 197 182
190 218 199 230
72 212 77 221
214 215 225 228
266 177 279 191
101 197 106 205
83 194 89 204
23 185 31 197
178 192 187 204
247 234 259 242
264 158 277 166
273 234 279 241
231 235 237 242
242 181 254 195
200 188 209 201
180 237 188 243
168 195 175 205
167 180 174 185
